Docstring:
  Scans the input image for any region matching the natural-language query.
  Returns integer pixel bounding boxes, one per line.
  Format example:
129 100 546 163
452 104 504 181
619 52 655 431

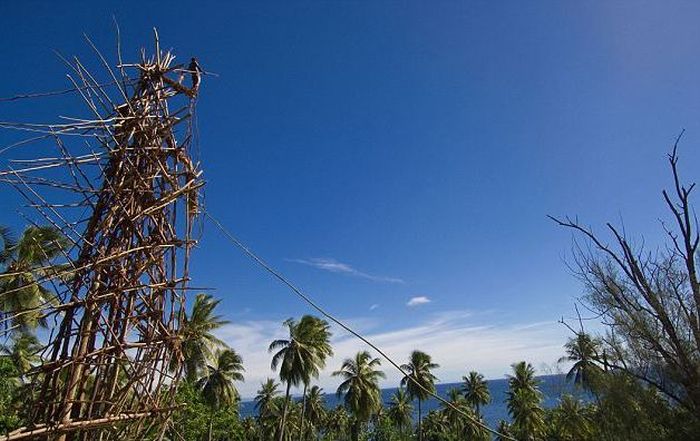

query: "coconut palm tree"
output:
0 225 68 333
255 378 282 439
269 315 333 441
420 410 449 440
281 401 302 441
462 370 490 415
303 385 326 440
463 413 490 441
441 388 470 431
255 378 280 420
196 349 245 441
558 332 602 391
241 416 260 440
178 293 229 383
401 350 439 441
262 396 288 440
333 350 385 441
496 420 514 441
506 361 545 441
551 394 594 441
324 405 350 440
437 387 489 440
296 317 333 441
386 388 413 435
0 332 41 380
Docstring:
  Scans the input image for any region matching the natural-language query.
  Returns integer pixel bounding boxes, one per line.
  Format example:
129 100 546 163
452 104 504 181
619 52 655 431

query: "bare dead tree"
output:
550 131 700 416
0 30 203 440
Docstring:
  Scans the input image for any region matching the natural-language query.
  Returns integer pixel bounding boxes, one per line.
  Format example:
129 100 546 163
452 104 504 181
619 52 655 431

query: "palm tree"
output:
303 385 326 440
558 332 602 391
296 317 333 441
462 370 490 415
0 332 41 380
0 226 68 333
496 420 514 441
420 410 449 440
255 378 280 420
283 401 303 441
255 379 282 439
400 350 439 441
437 387 489 440
263 396 288 440
269 315 333 441
506 361 545 441
324 405 350 440
333 350 385 441
178 293 229 383
463 413 490 441
441 388 469 431
241 416 260 440
386 388 413 435
196 349 245 441
552 394 594 441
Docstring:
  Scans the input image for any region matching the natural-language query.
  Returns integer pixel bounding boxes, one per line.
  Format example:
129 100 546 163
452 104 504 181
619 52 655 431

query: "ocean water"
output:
240 374 585 427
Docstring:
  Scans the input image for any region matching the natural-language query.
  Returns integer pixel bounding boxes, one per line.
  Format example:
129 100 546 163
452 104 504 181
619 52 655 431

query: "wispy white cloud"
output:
216 310 568 398
287 257 405 284
407 296 431 307
369 304 380 311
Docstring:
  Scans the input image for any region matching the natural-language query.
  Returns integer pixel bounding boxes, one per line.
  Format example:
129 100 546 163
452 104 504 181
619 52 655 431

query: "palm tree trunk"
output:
417 399 422 441
298 383 308 441
208 413 214 441
277 381 292 441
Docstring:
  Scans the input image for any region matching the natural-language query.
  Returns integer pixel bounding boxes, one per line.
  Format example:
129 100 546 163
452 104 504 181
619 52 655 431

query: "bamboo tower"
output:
0 31 203 440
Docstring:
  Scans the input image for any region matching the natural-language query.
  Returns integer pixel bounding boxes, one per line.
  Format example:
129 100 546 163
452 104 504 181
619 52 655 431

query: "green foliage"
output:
368 413 406 441
178 293 230 383
0 215 694 441
269 315 334 441
400 350 439 441
170 381 244 441
558 333 602 392
553 150 700 424
269 316 333 389
496 420 514 441
462 370 490 415
322 404 351 440
254 378 279 419
439 388 489 441
0 357 22 435
0 332 40 379
0 225 68 332
440 388 468 430
333 350 385 440
196 349 245 411
303 385 327 439
419 410 451 441
507 361 546 441
546 395 594 441
587 371 695 441
162 328 700 441
386 388 413 434
254 379 281 439
400 350 439 402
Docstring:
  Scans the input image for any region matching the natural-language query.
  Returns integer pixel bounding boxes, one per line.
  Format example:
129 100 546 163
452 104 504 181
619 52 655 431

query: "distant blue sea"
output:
240 374 585 427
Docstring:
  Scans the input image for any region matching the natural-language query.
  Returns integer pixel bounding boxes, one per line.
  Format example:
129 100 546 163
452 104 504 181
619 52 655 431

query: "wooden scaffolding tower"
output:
0 31 203 440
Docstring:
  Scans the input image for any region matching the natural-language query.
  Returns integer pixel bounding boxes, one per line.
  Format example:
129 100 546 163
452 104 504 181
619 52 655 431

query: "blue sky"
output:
3 1 700 396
